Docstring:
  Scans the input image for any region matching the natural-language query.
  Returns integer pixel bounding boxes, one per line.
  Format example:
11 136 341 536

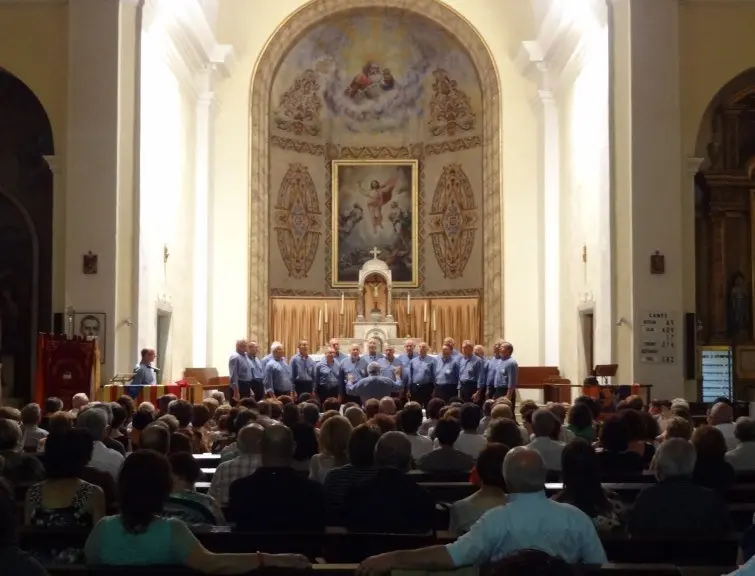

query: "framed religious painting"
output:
332 159 419 287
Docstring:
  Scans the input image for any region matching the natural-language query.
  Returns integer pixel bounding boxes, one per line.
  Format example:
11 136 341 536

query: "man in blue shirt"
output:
261 342 282 369
341 343 369 404
397 339 416 392
443 337 462 360
356 447 606 574
408 342 435 407
315 348 344 400
329 338 349 363
434 344 459 402
264 343 294 397
246 341 265 400
290 339 316 396
132 348 158 386
228 339 254 400
348 362 403 405
458 340 485 403
378 345 402 392
482 342 502 400
362 338 384 364
490 341 518 409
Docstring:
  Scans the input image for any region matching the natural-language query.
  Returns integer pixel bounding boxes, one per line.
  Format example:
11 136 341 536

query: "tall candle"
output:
407 293 411 314
423 302 427 323
324 302 328 323
318 309 323 330
432 309 436 331
340 292 345 314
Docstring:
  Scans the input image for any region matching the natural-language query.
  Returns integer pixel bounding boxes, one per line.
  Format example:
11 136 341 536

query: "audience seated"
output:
290 421 318 472
526 409 564 471
77 408 124 480
209 423 263 507
477 399 495 433
164 452 224 526
710 401 739 451
358 446 606 572
663 416 692 442
595 415 644 476
169 432 194 455
546 404 575 443
24 428 105 564
36 411 72 453
551 439 625 533
378 397 397 416
454 403 486 459
486 417 524 449
416 417 474 473
87 403 126 456
344 431 435 534
628 437 733 537
726 417 755 471
620 409 655 467
565 402 595 443
40 398 63 431
324 423 381 525
228 425 325 532
0 418 45 487
84 450 310 572
449 443 508 536
419 398 444 436
691 424 735 492
396 402 432 461
310 415 352 483
129 409 154 450
0 478 48 576
140 422 170 454
108 402 130 453
20 404 48 452
301 402 323 430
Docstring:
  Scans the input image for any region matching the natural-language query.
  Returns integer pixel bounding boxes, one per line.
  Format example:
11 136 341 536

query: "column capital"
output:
686 157 705 174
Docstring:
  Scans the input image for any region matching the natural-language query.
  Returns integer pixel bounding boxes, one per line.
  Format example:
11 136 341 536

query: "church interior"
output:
0 0 754 407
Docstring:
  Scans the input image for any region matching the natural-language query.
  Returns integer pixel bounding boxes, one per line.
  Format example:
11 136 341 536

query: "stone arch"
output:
248 0 502 346
0 68 54 399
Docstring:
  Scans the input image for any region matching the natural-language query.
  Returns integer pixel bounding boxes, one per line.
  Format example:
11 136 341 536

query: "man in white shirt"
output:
209 423 264 506
454 403 486 459
726 417 755 471
709 401 739 451
77 407 124 480
527 409 565 471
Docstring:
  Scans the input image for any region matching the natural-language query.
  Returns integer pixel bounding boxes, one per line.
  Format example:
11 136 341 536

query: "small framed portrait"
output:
82 251 98 275
74 312 106 363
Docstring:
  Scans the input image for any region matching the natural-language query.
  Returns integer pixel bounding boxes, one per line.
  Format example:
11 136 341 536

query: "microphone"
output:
153 367 161 374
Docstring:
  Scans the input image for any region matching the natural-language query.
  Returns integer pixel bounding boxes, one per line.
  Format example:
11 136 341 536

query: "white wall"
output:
558 25 611 384
209 0 541 369
138 24 197 381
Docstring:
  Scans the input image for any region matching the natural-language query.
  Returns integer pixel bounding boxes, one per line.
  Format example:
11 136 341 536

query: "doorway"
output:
580 308 595 378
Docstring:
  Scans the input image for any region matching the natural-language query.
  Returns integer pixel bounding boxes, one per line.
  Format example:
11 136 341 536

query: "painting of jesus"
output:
332 159 418 287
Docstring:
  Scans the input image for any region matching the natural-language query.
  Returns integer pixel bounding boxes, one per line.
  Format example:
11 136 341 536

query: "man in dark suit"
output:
228 424 325 532
343 431 435 533
628 438 733 537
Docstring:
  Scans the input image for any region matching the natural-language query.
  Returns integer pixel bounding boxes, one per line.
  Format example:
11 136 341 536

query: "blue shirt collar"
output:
507 490 547 503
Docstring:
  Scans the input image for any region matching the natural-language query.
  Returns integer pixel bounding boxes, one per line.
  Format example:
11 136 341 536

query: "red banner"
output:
35 334 97 408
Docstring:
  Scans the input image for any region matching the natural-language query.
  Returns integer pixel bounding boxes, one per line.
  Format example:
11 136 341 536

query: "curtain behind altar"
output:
270 297 481 354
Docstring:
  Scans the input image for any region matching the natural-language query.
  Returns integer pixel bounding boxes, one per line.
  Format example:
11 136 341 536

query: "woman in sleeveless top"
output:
24 429 106 563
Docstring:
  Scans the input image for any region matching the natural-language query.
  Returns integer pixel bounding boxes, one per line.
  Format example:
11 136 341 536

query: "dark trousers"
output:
459 381 478 403
434 384 458 403
488 386 515 411
250 380 264 401
318 386 340 401
294 380 314 396
411 383 434 408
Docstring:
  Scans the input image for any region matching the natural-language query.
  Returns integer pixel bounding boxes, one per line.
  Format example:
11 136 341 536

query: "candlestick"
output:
423 302 427 323
318 309 323 331
432 310 436 331
407 293 411 314
340 292 345 314
324 302 328 324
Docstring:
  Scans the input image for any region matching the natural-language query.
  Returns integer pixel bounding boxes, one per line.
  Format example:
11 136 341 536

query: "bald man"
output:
356 446 606 573
228 424 326 532
210 423 264 507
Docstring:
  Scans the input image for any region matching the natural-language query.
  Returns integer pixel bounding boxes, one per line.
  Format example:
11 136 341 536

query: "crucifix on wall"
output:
370 246 381 259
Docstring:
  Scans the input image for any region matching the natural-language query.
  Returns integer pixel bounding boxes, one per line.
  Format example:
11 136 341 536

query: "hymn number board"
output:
639 311 677 364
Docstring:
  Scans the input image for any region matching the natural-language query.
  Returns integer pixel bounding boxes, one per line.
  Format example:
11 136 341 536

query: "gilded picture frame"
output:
331 159 419 288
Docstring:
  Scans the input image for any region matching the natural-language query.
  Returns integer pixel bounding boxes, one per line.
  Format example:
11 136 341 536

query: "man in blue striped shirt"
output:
329 338 349 363
458 340 485 403
408 342 435 407
315 348 344 400
132 348 158 386
397 339 416 393
434 344 459 402
490 341 518 409
228 340 254 400
263 343 294 397
290 339 316 396
377 345 403 394
341 343 368 404
362 338 384 364
348 362 403 405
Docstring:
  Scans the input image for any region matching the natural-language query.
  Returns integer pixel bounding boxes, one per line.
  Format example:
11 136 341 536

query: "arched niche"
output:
248 0 502 346
0 67 54 398
693 68 755 345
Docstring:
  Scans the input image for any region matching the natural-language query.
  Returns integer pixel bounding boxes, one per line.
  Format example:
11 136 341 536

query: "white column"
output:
611 0 684 398
535 86 561 367
193 84 215 366
66 0 139 380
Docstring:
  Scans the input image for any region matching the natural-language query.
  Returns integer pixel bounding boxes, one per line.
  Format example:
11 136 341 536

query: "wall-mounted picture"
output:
74 312 106 363
332 159 418 287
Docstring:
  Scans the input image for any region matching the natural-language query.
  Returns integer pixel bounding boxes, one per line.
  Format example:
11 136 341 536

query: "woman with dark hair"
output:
191 404 212 454
282 403 301 428
595 415 644 477
24 428 106 563
620 409 654 467
84 450 310 571
449 443 508 535
486 418 524 448
108 402 130 453
169 432 193 456
566 402 595 442
0 478 48 575
164 452 224 526
552 439 625 533
291 422 319 472
692 425 735 492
